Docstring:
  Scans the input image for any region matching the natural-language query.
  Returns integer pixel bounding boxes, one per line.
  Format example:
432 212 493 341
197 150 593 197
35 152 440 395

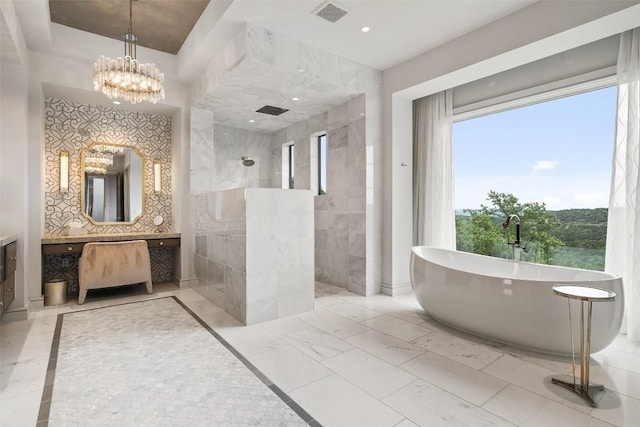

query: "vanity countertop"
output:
0 235 17 246
42 232 180 245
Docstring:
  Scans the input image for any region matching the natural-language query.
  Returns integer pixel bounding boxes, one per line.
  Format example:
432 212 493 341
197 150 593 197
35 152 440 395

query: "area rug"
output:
39 297 315 426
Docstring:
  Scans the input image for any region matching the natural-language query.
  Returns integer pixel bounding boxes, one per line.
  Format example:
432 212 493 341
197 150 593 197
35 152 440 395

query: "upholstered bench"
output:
78 240 153 304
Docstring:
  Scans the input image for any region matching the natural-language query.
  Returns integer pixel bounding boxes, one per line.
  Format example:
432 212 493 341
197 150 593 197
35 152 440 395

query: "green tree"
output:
457 190 564 263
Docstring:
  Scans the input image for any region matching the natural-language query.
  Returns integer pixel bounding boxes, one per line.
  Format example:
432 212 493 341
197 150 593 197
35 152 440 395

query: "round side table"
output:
551 285 616 407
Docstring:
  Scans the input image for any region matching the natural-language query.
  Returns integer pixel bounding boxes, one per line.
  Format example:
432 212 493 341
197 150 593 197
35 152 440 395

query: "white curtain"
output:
606 28 640 342
413 89 455 248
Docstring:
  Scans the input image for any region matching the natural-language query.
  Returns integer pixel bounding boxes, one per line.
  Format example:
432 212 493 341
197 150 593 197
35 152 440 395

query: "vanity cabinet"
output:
1 240 17 315
41 233 181 296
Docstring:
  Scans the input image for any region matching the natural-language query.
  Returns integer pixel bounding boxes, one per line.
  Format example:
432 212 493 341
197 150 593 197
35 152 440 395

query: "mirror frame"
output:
80 143 147 226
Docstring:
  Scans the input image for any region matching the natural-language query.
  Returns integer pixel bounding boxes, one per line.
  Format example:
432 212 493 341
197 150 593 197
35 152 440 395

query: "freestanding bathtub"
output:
410 246 624 355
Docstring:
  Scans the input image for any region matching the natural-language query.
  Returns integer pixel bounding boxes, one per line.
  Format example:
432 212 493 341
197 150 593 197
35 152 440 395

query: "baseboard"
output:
30 297 45 311
176 277 198 288
381 282 413 297
0 307 28 322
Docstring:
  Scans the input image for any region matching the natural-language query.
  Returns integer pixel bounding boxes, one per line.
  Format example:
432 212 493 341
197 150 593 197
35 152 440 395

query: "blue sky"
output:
453 85 617 211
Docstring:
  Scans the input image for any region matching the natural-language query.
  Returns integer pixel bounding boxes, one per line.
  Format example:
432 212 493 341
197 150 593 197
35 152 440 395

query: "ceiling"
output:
11 0 546 129
49 0 209 55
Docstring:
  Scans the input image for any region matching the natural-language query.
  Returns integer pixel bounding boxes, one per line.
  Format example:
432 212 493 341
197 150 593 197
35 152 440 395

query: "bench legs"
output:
77 281 153 305
78 289 88 305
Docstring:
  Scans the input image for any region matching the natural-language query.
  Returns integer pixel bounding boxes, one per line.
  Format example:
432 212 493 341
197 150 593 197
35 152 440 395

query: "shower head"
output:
241 157 255 167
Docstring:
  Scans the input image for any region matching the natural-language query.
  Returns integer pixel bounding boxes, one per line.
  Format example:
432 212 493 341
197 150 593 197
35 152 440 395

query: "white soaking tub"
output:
410 246 624 355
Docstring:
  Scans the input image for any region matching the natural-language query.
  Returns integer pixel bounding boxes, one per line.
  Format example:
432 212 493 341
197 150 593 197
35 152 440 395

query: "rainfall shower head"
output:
241 157 255 167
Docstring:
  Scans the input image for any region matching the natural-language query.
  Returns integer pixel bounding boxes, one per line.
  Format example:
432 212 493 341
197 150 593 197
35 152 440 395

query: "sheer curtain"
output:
413 90 455 248
606 28 640 342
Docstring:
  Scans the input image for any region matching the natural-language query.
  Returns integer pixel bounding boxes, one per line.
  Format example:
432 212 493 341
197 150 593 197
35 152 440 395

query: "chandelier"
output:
92 0 165 104
93 144 124 155
85 164 108 175
85 151 114 167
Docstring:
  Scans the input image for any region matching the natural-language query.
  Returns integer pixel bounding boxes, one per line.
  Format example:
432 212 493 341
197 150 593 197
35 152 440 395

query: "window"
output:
310 131 327 195
288 144 295 189
282 142 294 189
453 84 617 271
318 133 327 195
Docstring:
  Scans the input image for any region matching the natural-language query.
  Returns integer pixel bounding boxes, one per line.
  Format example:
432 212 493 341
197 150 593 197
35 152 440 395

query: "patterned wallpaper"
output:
44 97 173 235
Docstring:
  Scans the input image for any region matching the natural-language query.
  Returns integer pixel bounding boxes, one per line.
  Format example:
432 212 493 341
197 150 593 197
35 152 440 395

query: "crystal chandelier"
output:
85 151 114 167
85 164 108 175
93 0 165 104
93 144 125 155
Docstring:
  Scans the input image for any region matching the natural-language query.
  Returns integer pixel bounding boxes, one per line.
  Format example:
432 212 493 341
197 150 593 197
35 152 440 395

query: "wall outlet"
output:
61 258 70 267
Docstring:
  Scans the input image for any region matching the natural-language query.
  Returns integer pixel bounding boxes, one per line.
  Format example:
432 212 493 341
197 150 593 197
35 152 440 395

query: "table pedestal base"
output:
551 375 604 407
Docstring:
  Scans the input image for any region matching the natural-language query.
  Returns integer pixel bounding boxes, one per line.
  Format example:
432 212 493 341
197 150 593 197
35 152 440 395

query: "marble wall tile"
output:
195 188 314 325
349 233 367 258
192 25 247 105
210 124 274 191
224 265 247 323
328 126 348 149
207 259 225 287
315 210 330 231
327 146 348 191
246 25 275 67
192 23 382 297
349 213 366 233
196 235 207 256
348 95 366 121
348 255 367 295
223 237 246 272
327 188 349 211
315 195 328 210
331 213 349 232
207 234 225 264
328 103 348 131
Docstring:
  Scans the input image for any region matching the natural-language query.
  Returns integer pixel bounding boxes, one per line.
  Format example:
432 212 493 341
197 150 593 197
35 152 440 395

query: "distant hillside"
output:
550 208 608 250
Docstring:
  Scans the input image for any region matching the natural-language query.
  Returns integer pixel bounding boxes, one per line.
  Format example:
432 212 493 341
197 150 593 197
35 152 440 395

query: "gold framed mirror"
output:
80 143 146 225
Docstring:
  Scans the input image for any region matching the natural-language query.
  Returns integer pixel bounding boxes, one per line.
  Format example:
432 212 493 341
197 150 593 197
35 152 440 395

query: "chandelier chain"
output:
128 0 133 35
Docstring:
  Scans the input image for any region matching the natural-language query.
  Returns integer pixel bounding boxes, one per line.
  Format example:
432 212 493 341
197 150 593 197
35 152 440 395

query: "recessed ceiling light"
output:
292 97 299 101
249 119 255 123
361 26 370 33
113 101 121 105
488 81 497 88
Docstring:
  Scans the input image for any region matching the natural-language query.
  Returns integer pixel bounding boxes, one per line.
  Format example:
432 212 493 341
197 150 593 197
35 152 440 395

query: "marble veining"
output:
194 188 314 325
190 22 382 296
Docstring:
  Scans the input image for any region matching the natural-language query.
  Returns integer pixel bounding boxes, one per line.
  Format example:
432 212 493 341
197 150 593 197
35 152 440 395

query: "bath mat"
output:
38 297 315 426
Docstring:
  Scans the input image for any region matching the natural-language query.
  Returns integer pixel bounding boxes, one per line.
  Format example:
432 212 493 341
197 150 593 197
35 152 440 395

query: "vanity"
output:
1 235 18 316
42 232 181 297
42 135 179 298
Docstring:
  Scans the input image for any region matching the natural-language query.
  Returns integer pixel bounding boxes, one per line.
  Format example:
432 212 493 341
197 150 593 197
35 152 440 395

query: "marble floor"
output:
1 282 640 426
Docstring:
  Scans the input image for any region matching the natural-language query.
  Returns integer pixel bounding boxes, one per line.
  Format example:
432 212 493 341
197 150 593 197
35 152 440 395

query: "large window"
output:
453 85 617 270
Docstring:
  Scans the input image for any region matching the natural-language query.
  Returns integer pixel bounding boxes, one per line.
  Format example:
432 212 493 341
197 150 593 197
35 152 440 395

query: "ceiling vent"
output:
256 105 289 116
313 0 349 23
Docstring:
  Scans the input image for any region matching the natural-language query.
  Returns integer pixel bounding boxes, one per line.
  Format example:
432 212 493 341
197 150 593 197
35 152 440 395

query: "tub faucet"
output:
503 214 524 261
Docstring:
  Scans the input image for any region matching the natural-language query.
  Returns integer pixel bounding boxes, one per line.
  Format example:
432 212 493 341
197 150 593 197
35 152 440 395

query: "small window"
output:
318 134 327 195
288 144 295 189
282 142 294 189
310 131 327 195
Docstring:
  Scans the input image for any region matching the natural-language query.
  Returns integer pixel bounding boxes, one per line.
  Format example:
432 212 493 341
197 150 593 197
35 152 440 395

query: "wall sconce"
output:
153 159 161 194
60 150 69 193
